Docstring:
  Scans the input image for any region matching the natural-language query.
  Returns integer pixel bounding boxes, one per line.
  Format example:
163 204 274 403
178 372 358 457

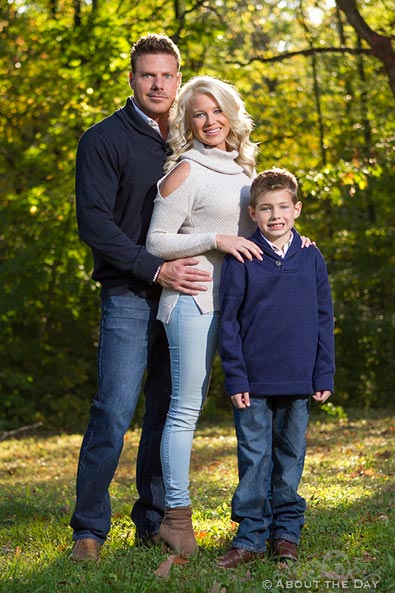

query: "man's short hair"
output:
130 33 181 72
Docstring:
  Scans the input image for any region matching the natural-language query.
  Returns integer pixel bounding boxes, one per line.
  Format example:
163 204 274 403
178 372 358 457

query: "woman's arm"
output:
146 161 218 259
147 161 263 262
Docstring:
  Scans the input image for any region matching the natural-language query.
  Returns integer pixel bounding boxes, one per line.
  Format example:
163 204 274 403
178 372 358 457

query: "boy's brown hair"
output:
130 33 181 73
250 167 298 208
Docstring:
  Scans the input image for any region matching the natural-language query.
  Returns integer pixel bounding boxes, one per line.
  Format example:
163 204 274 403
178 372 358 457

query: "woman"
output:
146 75 261 556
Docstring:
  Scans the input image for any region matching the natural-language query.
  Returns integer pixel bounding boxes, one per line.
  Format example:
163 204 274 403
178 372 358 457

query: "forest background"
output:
1 0 394 432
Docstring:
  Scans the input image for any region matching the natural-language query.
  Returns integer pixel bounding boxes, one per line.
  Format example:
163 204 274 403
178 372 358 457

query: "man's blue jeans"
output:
231 395 309 553
70 293 171 544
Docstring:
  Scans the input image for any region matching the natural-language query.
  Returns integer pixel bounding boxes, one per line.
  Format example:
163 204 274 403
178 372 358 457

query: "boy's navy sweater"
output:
75 97 168 298
219 228 335 397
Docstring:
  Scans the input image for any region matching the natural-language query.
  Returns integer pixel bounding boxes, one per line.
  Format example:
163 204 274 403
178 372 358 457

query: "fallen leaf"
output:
173 556 188 566
154 554 188 577
350 466 376 478
375 450 391 459
2 546 14 554
195 530 209 538
277 561 290 569
362 552 377 562
211 583 227 593
362 512 374 523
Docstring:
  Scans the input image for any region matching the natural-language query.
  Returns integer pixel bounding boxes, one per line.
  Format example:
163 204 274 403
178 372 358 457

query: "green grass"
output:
1 410 394 593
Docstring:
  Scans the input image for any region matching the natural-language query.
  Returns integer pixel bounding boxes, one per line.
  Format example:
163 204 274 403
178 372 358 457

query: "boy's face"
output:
248 189 302 247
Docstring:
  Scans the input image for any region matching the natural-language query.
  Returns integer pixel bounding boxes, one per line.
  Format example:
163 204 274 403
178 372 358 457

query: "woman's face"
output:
188 93 231 150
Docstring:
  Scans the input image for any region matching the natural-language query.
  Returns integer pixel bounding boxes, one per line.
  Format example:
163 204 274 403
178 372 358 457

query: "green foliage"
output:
0 0 394 429
299 155 395 407
320 402 348 421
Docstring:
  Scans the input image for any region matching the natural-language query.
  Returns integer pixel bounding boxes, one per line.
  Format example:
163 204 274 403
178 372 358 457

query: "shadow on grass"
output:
1 477 394 593
3 493 394 593
1 412 395 593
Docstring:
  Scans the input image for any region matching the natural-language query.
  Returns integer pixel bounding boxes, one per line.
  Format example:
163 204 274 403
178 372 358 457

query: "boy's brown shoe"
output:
70 538 102 562
271 538 298 562
216 548 265 569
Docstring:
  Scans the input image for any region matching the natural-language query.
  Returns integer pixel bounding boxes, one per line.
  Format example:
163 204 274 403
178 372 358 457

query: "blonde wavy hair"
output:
164 76 258 177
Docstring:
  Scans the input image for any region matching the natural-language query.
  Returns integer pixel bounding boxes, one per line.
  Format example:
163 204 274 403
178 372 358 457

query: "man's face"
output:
129 53 181 120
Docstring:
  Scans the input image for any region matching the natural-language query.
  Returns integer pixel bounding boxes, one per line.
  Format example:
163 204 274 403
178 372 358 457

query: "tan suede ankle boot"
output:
159 506 199 556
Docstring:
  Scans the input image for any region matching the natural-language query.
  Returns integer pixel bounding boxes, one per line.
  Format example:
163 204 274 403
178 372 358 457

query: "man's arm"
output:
76 130 163 284
156 259 211 295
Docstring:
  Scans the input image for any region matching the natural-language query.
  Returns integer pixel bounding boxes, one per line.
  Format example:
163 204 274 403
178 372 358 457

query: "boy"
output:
216 167 335 568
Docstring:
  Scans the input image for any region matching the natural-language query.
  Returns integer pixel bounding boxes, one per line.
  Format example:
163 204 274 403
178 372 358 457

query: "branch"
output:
225 46 372 66
0 422 43 442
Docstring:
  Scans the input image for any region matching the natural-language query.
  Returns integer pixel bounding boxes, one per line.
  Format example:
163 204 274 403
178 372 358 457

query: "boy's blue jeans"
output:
231 395 309 553
70 293 171 544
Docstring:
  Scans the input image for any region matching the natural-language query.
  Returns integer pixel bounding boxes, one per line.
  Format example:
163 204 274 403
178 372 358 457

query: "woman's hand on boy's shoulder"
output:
216 235 263 263
300 235 316 248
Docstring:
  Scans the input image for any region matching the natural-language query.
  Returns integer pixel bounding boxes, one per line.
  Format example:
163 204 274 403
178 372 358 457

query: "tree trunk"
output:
336 0 395 98
74 0 81 27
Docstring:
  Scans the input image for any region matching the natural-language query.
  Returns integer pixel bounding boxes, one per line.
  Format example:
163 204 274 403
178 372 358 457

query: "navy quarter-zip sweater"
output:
219 228 335 397
75 97 167 298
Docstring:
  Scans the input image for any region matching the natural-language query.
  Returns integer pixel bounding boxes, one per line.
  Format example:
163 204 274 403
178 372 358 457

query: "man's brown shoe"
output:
271 538 298 562
70 538 102 562
216 548 265 569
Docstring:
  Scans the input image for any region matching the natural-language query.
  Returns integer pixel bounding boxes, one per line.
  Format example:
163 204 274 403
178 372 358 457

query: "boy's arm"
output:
313 253 335 393
219 257 250 397
231 392 251 409
313 390 332 403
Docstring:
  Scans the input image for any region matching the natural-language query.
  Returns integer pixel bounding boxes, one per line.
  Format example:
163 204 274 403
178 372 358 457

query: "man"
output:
70 34 210 562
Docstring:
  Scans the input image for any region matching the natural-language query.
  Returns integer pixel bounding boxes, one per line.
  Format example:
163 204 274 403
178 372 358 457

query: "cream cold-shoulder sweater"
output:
146 140 256 323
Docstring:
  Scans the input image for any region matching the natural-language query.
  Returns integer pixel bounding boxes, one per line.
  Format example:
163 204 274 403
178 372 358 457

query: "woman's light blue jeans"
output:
161 295 220 508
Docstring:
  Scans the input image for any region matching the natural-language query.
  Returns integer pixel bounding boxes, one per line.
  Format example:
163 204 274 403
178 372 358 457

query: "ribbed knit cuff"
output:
152 265 162 284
